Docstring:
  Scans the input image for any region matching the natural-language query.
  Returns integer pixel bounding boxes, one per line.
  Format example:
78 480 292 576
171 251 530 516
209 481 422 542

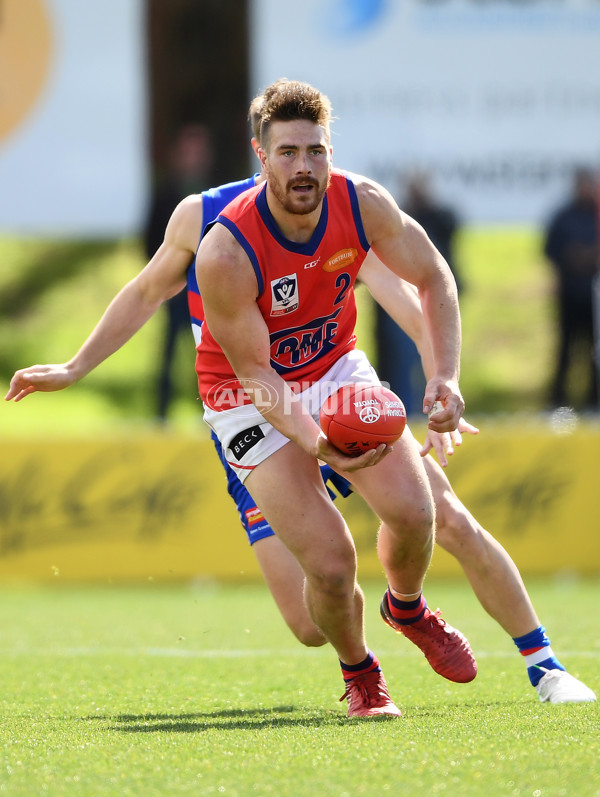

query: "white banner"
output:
0 0 147 237
250 0 600 224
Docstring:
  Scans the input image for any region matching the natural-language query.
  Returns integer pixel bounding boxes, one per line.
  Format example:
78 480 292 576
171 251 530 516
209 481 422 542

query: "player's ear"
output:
251 137 260 158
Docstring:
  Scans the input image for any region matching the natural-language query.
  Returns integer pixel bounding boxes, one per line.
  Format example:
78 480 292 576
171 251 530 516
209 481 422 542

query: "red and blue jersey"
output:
196 169 371 408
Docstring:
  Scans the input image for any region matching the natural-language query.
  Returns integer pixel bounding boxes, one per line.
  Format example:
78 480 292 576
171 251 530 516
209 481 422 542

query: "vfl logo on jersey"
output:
322 248 357 272
269 309 342 372
270 273 299 316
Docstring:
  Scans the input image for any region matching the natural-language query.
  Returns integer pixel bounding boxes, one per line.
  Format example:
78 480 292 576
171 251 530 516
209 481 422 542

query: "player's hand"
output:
4 363 78 402
315 432 391 472
419 417 480 466
423 378 464 433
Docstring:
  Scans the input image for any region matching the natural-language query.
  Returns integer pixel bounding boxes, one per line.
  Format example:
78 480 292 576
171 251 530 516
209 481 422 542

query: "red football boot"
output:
339 669 403 718
380 591 477 683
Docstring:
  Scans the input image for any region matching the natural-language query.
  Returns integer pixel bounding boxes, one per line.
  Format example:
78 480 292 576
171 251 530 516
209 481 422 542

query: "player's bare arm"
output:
353 174 464 432
196 225 388 473
5 196 202 403
359 255 478 464
359 255 434 377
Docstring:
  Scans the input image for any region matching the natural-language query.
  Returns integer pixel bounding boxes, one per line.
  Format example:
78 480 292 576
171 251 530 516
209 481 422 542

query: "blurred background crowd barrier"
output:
1 421 598 583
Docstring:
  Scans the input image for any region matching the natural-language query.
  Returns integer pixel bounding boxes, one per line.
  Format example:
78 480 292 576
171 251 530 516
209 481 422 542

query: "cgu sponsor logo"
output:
322 248 357 272
304 258 320 269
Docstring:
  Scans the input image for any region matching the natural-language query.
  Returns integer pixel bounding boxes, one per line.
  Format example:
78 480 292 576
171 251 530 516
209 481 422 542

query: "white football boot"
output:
535 668 597 704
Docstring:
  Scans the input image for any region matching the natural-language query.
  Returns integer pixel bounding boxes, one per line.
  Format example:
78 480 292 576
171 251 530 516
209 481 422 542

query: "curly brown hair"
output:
248 78 294 141
258 79 332 149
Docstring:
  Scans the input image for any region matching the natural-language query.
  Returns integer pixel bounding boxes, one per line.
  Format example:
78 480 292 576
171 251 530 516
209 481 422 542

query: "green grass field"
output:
0 579 598 796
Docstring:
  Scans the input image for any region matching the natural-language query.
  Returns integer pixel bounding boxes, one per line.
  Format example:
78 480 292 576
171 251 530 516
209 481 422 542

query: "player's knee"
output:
383 500 435 544
306 550 357 598
435 493 483 555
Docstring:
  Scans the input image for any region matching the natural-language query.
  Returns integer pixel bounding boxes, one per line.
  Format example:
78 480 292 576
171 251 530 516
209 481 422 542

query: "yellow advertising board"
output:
350 419 600 580
0 420 598 583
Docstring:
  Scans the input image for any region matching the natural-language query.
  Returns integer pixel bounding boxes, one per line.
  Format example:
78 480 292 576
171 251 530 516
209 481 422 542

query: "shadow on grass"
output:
84 698 535 733
86 705 401 732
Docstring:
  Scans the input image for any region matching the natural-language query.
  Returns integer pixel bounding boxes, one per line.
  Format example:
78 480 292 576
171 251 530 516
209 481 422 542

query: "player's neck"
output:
265 189 323 244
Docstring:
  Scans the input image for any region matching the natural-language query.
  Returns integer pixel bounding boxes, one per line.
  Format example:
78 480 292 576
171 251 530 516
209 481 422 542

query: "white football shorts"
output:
203 349 380 484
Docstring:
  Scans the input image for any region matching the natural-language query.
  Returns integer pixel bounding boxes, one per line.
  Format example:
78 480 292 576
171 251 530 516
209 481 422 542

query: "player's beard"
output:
269 170 330 216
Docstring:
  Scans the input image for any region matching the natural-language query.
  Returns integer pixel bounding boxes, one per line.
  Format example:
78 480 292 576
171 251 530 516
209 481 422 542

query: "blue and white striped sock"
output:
512 626 565 687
